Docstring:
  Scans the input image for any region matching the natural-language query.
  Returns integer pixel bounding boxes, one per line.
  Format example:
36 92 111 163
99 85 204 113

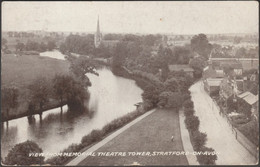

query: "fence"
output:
212 99 259 159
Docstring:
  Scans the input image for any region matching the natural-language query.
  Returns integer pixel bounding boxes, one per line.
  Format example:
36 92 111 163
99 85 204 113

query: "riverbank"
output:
2 100 67 122
45 106 150 165
1 53 70 122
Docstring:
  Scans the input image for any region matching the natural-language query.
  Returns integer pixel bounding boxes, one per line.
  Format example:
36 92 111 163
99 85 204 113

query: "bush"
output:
81 130 104 146
183 99 194 109
4 140 44 165
196 146 217 165
184 108 195 117
185 115 200 132
192 130 207 151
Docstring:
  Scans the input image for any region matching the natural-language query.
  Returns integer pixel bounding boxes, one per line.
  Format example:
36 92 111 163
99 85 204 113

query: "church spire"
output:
94 15 102 48
96 15 100 35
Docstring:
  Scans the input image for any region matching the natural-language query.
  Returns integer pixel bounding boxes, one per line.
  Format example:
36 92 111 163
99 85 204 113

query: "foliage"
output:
4 140 44 165
46 108 147 165
185 115 200 132
60 34 94 55
190 34 212 59
142 85 160 108
69 55 98 81
196 146 218 165
53 74 76 110
1 86 19 110
192 130 207 151
28 77 50 111
183 99 194 109
112 41 128 70
189 56 206 78
164 78 179 92
158 91 174 108
184 108 195 117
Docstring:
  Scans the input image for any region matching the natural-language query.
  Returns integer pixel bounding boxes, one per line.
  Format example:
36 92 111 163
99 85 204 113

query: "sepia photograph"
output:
1 1 259 166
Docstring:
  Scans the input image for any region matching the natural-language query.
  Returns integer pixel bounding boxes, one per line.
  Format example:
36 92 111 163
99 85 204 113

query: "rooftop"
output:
206 78 223 86
238 91 258 105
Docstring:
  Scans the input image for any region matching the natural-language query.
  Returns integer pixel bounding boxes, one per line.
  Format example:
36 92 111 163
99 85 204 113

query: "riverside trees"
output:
1 86 19 120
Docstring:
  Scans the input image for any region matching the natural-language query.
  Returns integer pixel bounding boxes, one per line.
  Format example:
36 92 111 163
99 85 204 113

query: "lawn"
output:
1 53 70 118
78 109 188 166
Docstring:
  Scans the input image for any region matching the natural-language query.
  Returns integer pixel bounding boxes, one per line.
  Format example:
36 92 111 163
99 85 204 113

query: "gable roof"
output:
238 91 258 105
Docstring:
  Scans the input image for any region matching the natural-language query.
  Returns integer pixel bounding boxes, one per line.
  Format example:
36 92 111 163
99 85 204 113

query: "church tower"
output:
94 16 102 48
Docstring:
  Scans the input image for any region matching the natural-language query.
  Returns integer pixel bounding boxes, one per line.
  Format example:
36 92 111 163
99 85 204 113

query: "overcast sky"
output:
2 1 259 34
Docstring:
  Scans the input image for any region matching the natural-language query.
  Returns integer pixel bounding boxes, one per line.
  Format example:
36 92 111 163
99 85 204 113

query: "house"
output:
168 64 194 77
238 91 259 120
204 78 222 96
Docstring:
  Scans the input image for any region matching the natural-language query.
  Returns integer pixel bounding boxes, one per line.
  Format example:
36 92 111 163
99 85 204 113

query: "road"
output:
189 81 257 165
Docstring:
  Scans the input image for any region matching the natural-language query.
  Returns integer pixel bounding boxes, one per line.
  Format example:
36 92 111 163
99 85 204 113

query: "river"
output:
1 52 143 160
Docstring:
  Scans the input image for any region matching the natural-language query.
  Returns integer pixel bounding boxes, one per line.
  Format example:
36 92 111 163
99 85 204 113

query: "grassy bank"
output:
78 109 188 166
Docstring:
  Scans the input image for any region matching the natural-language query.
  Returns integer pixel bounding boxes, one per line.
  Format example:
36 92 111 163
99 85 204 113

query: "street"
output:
189 81 257 165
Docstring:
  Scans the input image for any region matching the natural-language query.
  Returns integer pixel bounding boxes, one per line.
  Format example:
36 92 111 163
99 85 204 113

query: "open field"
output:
78 109 188 166
1 53 70 119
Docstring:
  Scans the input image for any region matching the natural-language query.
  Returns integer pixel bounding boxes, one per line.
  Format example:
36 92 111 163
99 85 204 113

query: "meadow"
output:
1 53 70 119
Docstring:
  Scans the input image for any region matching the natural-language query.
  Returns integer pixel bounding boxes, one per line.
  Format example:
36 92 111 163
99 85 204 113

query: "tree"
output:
235 47 247 57
158 91 173 108
16 42 25 52
164 78 179 92
53 74 73 112
4 140 44 165
190 34 212 59
184 108 195 117
192 130 207 151
142 85 160 108
1 87 19 119
189 57 206 78
69 55 98 82
167 92 183 109
47 40 56 51
197 146 217 165
112 41 128 70
183 99 194 109
185 115 200 132
28 77 50 113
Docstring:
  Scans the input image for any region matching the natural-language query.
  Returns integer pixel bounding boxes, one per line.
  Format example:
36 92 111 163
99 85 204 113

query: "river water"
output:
1 52 143 160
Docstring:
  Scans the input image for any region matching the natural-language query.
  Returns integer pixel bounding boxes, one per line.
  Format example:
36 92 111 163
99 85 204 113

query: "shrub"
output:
4 140 44 165
184 108 195 117
192 130 207 151
183 99 194 109
185 115 200 132
196 146 217 165
81 130 104 146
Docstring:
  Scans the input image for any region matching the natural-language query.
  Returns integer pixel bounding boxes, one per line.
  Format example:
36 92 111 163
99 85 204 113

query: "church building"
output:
94 16 119 48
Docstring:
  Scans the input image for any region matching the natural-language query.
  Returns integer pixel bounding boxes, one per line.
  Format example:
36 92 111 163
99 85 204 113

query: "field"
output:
1 53 70 118
78 109 188 166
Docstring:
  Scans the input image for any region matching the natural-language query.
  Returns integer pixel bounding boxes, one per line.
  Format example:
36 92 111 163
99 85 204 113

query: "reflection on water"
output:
1 67 143 159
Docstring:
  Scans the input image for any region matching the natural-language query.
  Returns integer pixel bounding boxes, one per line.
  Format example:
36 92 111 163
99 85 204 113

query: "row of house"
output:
203 56 259 120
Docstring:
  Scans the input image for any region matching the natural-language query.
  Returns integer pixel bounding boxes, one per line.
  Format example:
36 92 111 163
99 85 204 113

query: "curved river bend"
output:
1 52 143 159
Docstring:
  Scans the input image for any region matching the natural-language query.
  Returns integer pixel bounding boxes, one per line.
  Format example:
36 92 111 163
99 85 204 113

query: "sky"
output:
2 1 259 34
